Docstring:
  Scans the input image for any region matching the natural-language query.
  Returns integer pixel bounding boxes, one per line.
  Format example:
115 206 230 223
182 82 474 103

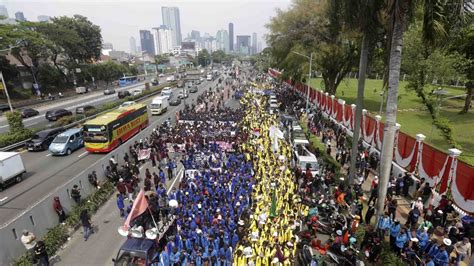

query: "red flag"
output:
123 189 149 230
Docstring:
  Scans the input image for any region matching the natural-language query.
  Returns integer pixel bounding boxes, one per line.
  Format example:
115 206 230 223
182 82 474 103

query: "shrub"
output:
0 129 33 148
53 116 76 127
6 111 25 132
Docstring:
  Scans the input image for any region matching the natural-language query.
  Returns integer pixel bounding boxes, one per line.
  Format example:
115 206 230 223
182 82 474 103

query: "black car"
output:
169 98 181 106
45 109 73 121
189 85 198 93
26 127 64 151
75 105 96 115
21 108 39 118
0 103 14 113
118 90 131 99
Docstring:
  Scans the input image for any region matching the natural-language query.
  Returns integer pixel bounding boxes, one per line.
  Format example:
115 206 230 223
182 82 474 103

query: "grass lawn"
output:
310 78 474 165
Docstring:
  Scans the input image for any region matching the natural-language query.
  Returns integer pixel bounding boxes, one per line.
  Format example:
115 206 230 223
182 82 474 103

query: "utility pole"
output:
0 71 14 112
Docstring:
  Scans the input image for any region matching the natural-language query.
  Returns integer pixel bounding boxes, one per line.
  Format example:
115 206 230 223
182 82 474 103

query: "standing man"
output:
80 209 93 241
34 240 49 266
53 197 67 224
70 185 81 204
20 230 37 263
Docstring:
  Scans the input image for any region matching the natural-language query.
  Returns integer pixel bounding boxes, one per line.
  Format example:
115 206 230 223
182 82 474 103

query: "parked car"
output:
169 98 181 106
189 85 198 93
49 128 84 155
45 109 72 121
0 152 26 191
118 90 131 99
104 88 116 95
75 105 96 116
26 127 64 151
21 108 39 118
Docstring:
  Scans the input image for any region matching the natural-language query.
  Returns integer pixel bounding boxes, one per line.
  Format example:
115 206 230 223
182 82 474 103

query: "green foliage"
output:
14 181 115 266
53 115 76 127
380 242 405 265
154 54 170 65
90 61 127 87
6 111 25 132
197 49 211 67
0 129 33 148
211 50 226 63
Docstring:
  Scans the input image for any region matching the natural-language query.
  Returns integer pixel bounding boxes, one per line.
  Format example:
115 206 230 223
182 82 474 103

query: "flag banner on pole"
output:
138 148 151 161
123 189 149 230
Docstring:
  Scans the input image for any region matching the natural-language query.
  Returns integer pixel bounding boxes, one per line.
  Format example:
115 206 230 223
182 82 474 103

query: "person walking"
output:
80 209 93 241
34 240 49 266
365 204 376 225
116 193 125 218
454 237 471 265
70 184 81 204
53 197 67 224
20 230 37 263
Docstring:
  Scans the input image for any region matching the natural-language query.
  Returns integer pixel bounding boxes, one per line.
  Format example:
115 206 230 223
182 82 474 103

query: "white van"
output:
161 87 173 99
150 96 169 115
132 88 143 96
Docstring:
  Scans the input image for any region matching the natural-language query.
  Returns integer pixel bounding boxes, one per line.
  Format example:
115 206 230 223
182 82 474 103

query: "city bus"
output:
119 76 138 87
83 103 148 153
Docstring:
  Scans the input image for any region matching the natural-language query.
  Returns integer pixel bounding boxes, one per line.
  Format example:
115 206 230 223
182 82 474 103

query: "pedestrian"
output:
80 209 93 241
116 193 125 218
53 197 67 224
394 227 408 255
88 171 100 189
453 237 471 265
377 212 391 239
367 182 378 206
125 180 134 201
34 240 49 266
365 204 376 225
389 219 401 250
20 230 37 263
116 178 127 197
402 172 413 197
387 199 398 220
70 184 81 204
167 160 174 180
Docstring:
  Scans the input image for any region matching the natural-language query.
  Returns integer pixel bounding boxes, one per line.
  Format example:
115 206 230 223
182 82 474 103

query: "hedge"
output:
14 181 115 265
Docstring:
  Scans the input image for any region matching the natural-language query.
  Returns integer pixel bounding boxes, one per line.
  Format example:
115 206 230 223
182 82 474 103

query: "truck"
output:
75 86 87 94
166 76 175 82
0 152 26 190
150 96 169 115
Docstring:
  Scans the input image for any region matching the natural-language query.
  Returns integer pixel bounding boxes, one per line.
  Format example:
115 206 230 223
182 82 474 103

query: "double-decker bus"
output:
119 76 138 87
83 103 148 153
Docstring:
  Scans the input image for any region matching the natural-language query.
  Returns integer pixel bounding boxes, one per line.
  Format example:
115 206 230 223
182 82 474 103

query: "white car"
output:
120 101 136 108
177 90 189 99
159 73 165 77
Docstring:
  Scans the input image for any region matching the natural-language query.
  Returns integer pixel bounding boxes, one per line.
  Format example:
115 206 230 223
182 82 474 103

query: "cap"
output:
437 210 443 214
411 238 419 243
443 238 452 246
418 197 422 201
336 230 342 236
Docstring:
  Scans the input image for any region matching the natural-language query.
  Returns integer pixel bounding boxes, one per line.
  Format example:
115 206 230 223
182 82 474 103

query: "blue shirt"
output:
433 250 449 266
395 233 408 248
378 216 391 230
390 223 400 237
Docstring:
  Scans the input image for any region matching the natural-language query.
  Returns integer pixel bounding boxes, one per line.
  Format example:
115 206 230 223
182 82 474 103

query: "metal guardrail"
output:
0 82 175 152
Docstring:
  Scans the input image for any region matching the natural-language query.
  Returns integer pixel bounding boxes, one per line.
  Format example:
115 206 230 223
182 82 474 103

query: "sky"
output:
1 0 291 51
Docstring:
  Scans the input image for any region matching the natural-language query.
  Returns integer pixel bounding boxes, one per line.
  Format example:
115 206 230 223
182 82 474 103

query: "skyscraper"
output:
152 26 173 55
216 30 229 53
15 12 26 21
129 37 137 55
236 35 251 55
139 30 155 55
190 30 201 41
0 5 8 18
37 15 51 22
257 41 262 54
252 33 257 55
162 7 182 47
228 23 234 51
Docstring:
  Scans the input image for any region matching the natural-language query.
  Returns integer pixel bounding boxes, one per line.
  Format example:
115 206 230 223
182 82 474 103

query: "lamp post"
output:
291 51 313 113
0 39 28 112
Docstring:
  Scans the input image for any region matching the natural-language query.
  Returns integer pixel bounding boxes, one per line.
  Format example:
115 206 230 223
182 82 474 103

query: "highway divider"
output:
0 82 176 151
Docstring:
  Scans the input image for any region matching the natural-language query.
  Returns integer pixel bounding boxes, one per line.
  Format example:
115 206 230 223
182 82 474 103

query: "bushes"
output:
14 181 115 266
6 111 25 131
53 115 76 127
0 111 33 148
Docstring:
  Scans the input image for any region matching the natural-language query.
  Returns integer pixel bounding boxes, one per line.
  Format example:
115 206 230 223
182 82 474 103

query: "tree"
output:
211 50 226 63
93 61 125 88
154 54 170 65
377 0 469 220
197 49 211 67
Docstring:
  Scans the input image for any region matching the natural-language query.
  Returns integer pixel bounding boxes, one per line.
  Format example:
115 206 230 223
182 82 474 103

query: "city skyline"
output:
1 1 290 51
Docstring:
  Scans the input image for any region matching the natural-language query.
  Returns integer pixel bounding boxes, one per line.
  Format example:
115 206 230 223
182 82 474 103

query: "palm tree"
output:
334 0 386 184
377 0 470 218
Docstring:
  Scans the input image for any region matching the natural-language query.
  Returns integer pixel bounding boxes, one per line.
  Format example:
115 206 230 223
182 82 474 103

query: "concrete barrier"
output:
0 111 166 265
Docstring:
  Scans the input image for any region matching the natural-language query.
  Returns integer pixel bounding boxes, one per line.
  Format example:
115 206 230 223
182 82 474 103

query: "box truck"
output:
0 152 26 190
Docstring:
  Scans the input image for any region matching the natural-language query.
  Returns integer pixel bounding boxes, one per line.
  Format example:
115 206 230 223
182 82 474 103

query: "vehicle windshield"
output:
83 125 108 143
53 136 69 143
300 161 319 170
32 132 48 139
150 103 161 109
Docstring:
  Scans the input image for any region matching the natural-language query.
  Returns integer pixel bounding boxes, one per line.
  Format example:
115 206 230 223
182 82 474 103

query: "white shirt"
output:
21 233 36 250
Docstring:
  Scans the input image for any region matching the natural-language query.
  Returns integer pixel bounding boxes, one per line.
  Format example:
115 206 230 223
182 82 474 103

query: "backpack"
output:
411 209 420 223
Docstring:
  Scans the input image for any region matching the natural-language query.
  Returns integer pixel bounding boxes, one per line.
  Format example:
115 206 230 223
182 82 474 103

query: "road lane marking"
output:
167 169 184 194
0 197 8 202
46 153 52 157
78 151 88 158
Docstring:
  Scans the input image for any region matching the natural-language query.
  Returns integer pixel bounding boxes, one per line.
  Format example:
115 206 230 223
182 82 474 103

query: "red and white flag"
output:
123 189 149 230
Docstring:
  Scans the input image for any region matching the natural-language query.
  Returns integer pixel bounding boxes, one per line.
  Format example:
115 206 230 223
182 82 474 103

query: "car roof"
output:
57 128 82 137
119 238 155 253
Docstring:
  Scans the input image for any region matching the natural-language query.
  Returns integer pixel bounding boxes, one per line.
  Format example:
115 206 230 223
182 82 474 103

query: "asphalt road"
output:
0 77 221 225
0 77 168 134
54 84 240 266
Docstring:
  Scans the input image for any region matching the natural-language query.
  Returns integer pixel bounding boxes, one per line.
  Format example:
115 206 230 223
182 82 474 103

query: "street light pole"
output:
0 71 14 112
291 51 313 113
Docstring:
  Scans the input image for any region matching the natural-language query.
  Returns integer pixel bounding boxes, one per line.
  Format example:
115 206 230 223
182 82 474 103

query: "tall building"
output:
203 37 217 53
190 30 200 41
257 41 262 53
129 37 137 55
252 33 257 55
228 23 234 52
162 7 182 47
37 15 51 22
15 12 26 21
216 30 229 53
139 30 155 55
0 5 8 18
152 26 173 55
236 35 251 55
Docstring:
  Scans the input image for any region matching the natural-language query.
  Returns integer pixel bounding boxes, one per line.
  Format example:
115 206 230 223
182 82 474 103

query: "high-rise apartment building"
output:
139 30 155 55
0 5 8 18
236 35 251 55
228 23 234 51
216 30 229 53
129 37 137 55
152 26 173 55
162 7 182 47
15 12 26 21
190 30 201 41
252 33 257 55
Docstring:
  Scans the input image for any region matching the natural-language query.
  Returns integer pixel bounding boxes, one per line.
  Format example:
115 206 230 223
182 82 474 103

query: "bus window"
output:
83 125 108 143
119 76 138 87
